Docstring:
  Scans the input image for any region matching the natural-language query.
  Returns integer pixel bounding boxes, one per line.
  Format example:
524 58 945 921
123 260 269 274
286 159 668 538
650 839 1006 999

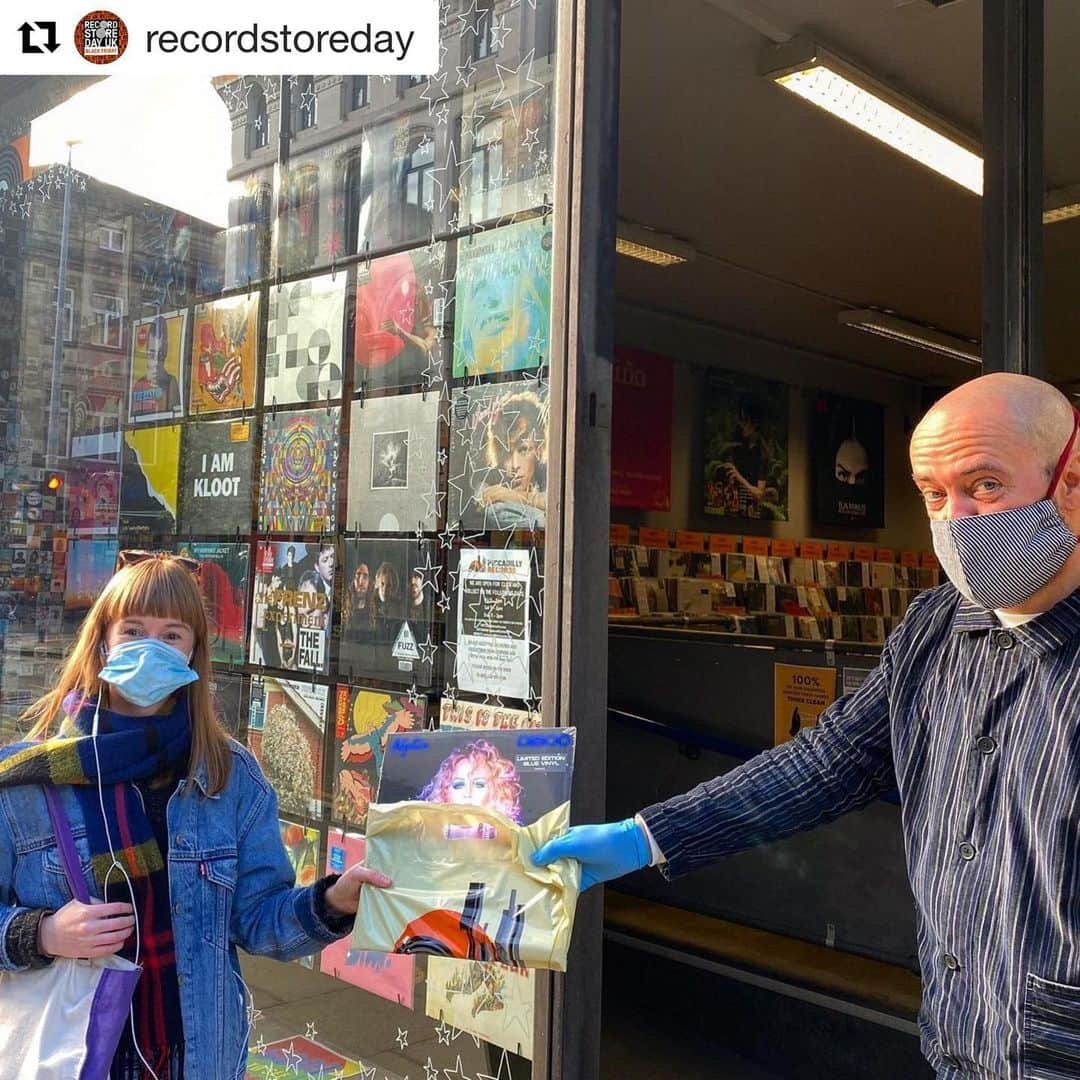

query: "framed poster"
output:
67 461 120 536
703 371 789 521
189 294 260 414
448 379 549 531
246 675 328 819
128 310 187 423
810 392 886 528
249 541 334 675
354 243 448 392
179 418 254 537
339 539 437 688
453 548 533 701
120 425 180 541
184 542 249 665
346 391 440 533
258 407 340 534
453 217 552 377
265 271 346 406
610 347 673 511
331 685 425 830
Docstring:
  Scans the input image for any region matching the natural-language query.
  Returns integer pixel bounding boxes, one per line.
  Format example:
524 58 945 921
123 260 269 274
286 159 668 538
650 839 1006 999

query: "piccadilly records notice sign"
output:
456 549 531 700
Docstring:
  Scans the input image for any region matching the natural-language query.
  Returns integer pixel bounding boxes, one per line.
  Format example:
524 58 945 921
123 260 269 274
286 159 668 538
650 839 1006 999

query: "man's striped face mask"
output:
930 409 1080 611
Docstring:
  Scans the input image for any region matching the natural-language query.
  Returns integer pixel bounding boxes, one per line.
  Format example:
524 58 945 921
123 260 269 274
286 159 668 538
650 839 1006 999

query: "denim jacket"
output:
0 741 347 1079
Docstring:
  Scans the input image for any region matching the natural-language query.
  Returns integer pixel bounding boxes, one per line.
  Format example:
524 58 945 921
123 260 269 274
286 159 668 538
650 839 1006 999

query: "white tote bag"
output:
0 787 140 1080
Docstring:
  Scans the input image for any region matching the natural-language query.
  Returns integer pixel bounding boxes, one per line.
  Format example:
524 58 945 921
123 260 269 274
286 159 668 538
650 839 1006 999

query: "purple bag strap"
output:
43 786 91 904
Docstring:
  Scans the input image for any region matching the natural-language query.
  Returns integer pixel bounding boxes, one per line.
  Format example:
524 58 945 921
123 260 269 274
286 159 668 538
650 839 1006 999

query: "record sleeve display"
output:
185 542 249 665
128 310 187 423
354 728 579 970
67 461 120 536
258 407 340 534
190 294 260 414
209 671 246 739
340 539 437 687
453 217 552 377
319 829 417 1006
448 379 549 531
265 271 346 406
353 244 448 392
248 675 329 819
119 425 180 541
346 392 440 533
179 418 254 536
64 540 118 629
249 541 334 674
811 392 886 528
331 685 425 830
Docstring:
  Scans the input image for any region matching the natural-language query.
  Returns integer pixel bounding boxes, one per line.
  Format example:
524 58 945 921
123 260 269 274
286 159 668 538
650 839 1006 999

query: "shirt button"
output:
976 736 997 755
173 902 182 915
175 834 185 847
943 953 960 971
993 630 1016 650
959 841 977 861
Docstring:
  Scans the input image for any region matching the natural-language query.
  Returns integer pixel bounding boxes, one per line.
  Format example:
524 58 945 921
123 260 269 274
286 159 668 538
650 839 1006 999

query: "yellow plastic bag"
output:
353 800 581 972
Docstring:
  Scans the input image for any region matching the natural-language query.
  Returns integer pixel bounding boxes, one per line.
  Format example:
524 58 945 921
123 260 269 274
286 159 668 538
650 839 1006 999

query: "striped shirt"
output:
640 584 1080 1079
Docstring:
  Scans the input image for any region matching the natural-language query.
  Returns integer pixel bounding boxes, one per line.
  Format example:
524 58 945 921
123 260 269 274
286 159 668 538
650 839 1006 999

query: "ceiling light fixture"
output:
1044 185 1080 225
837 309 982 366
615 220 696 267
761 37 983 195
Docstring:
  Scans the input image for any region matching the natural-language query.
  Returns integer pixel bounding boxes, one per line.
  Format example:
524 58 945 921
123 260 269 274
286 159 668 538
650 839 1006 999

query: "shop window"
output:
248 85 269 152
278 164 320 273
91 292 123 349
401 135 436 237
472 4 496 60
98 226 125 253
470 117 505 222
349 75 369 111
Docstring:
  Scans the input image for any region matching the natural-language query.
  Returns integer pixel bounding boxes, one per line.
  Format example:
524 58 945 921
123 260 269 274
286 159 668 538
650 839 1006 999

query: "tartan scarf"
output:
0 693 192 1078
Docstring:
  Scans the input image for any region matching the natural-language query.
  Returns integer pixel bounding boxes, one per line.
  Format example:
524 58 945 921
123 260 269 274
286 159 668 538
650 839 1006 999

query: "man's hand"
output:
38 899 135 959
324 865 393 917
531 819 651 890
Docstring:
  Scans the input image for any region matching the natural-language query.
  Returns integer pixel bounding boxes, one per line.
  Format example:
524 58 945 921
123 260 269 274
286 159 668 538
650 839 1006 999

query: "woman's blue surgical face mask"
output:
98 637 198 709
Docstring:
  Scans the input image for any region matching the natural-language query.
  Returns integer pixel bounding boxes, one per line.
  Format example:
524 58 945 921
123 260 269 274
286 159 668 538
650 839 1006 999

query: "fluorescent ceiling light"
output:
838 309 981 366
761 37 983 195
616 220 696 267
1044 185 1080 225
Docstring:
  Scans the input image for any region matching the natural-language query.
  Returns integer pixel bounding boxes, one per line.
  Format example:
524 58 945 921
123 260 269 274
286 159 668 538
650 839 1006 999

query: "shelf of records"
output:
609 538 942 645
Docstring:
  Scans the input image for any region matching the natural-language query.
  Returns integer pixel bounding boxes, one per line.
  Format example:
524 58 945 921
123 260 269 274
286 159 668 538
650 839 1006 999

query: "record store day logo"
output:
74 10 127 64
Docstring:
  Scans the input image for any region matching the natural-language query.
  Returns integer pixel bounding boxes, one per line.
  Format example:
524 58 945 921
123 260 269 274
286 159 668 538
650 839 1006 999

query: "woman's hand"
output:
38 899 135 959
323 865 393 917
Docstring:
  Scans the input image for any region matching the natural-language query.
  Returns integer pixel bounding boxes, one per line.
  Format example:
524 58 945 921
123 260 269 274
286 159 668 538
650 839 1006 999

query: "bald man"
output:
534 373 1080 1079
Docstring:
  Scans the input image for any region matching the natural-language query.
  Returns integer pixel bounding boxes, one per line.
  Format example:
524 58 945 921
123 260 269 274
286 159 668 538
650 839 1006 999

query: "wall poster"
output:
773 663 838 746
249 541 334 675
128 310 187 423
703 371 789 521
610 347 673 512
810 392 886 528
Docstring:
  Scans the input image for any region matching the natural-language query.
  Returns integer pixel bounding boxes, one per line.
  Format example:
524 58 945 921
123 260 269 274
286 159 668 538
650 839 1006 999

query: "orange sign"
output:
853 545 876 562
743 536 770 556
676 531 708 553
609 524 631 545
799 541 825 559
827 542 851 561
638 528 671 548
875 548 896 563
709 534 739 555
900 551 920 568
771 539 797 558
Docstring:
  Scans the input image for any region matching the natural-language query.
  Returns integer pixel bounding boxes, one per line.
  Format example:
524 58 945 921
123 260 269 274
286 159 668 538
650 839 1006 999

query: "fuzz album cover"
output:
190 294 260 414
258 406 340 534
331 685 426 831
265 271 346 406
353 244 448 392
447 379 549 532
249 541 334 675
453 217 552 377
346 391 440 533
339 538 437 688
128 310 187 423
247 676 328 819
179 417 254 536
355 728 578 970
119 425 180 541
184 542 249 665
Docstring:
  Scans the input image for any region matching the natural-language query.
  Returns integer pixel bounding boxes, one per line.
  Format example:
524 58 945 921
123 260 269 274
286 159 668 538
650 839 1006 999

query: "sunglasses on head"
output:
117 549 202 575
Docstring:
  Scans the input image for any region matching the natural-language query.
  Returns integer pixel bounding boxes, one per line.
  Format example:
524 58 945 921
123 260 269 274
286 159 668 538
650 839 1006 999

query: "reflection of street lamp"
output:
45 138 81 468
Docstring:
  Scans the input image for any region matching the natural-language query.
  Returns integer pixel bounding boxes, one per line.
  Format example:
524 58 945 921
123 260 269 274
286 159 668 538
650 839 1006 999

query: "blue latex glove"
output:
531 818 650 890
